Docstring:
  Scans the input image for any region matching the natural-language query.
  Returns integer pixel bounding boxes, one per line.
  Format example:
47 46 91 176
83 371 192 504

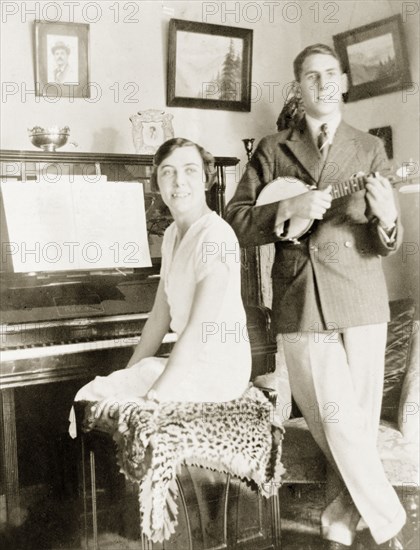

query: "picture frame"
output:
167 19 253 112
34 21 90 98
130 110 175 154
333 15 411 102
369 126 393 159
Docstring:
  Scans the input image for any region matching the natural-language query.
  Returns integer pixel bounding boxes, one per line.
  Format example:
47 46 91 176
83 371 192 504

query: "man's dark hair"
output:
150 137 216 192
293 43 341 81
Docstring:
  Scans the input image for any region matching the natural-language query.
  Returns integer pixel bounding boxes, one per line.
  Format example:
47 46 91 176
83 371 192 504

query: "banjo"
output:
256 171 403 242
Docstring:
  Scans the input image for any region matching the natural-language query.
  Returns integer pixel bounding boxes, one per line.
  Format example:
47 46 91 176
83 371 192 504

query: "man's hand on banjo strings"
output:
275 185 332 232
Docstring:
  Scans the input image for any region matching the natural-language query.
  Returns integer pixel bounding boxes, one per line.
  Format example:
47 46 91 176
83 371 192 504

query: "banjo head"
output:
256 177 313 241
256 177 310 205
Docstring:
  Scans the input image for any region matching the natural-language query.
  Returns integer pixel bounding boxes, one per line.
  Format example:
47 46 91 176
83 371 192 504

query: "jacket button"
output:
309 244 318 252
344 241 352 248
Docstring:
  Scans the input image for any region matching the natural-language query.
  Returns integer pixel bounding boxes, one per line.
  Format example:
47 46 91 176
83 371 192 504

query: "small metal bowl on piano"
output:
28 126 70 152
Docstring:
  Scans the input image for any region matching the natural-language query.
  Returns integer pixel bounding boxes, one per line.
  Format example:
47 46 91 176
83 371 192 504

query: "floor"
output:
280 484 419 550
1 484 418 549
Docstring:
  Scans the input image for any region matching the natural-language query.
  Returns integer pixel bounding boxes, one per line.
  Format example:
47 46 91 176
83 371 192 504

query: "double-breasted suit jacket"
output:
225 119 402 333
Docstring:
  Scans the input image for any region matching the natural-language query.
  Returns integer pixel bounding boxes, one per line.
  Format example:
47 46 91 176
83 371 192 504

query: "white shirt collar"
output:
305 112 342 144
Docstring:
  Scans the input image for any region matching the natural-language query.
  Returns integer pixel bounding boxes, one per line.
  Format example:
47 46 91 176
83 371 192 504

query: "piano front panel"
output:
0 274 163 388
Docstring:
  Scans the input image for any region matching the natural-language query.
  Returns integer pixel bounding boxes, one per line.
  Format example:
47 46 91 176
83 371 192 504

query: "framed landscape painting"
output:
333 15 411 102
167 19 253 112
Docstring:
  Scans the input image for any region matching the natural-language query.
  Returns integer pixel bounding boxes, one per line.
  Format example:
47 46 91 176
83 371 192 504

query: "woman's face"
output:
157 145 207 216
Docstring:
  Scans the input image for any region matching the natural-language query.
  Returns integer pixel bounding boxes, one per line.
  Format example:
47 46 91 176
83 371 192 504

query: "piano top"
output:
0 149 239 166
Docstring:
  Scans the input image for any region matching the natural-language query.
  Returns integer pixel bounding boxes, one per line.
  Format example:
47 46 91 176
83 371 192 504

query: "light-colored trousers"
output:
280 323 406 546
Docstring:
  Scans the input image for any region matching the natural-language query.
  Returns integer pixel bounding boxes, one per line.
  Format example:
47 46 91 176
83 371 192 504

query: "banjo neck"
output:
256 170 407 242
330 172 398 200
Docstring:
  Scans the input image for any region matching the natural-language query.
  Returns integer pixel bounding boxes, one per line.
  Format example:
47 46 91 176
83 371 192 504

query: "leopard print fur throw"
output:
82 384 285 543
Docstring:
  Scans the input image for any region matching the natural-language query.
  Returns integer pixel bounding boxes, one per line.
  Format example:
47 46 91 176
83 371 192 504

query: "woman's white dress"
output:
74 212 252 403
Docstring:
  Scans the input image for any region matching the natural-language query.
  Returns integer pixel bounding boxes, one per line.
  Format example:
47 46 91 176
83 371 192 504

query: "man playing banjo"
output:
225 43 405 550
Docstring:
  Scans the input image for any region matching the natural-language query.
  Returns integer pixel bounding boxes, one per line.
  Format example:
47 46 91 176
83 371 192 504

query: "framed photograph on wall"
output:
167 19 253 112
130 110 175 154
333 15 411 102
34 21 90 98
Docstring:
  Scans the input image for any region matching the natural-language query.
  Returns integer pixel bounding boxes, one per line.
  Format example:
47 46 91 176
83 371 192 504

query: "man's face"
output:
54 48 68 68
298 54 345 119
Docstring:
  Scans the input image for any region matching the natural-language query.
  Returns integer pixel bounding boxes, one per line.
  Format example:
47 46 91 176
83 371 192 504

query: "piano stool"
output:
77 399 282 550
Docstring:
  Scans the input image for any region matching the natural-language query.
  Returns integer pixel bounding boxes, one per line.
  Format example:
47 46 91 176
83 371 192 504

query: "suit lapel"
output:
284 119 321 185
284 119 361 189
319 121 359 190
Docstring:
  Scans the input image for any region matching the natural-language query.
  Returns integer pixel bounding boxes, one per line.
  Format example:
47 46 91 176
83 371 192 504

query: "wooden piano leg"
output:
80 434 99 550
89 450 99 550
0 388 21 526
80 436 89 550
271 488 282 549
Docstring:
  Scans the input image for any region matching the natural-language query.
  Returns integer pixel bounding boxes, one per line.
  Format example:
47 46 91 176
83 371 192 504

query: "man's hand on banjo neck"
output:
273 171 397 237
365 173 398 230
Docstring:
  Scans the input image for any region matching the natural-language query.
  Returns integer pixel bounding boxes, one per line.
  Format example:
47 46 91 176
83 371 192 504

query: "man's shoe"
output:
326 542 350 550
377 532 405 549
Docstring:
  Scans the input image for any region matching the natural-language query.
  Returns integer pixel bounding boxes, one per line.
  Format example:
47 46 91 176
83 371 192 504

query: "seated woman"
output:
74 138 252 404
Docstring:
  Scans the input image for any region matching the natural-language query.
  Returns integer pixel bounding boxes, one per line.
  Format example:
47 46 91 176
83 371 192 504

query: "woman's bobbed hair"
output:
150 137 216 192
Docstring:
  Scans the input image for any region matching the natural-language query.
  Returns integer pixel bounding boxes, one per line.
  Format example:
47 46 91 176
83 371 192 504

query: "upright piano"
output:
0 150 276 533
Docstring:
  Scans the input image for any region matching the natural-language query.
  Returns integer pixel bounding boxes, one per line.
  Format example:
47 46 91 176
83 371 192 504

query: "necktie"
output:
317 123 329 160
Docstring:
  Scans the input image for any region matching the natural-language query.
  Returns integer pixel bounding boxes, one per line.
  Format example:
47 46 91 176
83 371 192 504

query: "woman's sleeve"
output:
194 223 239 283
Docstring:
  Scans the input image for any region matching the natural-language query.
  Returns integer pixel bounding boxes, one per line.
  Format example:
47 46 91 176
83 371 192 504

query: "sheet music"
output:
0 179 152 272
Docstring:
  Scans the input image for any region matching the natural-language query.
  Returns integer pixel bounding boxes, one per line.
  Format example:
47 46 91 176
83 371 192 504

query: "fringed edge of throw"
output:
137 421 286 543
139 469 180 543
